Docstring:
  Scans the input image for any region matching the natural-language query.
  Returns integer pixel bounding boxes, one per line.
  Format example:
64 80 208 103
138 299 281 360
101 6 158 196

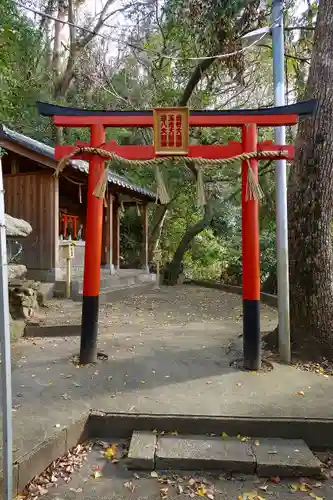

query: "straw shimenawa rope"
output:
56 146 288 206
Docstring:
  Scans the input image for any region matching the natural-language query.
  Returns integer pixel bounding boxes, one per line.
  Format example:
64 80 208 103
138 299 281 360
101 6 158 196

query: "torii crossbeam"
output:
38 99 316 369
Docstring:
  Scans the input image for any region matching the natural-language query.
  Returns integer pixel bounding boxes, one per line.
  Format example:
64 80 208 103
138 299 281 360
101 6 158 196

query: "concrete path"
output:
3 286 333 473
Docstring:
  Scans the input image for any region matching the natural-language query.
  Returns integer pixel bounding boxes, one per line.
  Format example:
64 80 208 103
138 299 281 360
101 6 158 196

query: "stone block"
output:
127 431 157 469
66 415 90 451
155 435 255 472
253 438 322 477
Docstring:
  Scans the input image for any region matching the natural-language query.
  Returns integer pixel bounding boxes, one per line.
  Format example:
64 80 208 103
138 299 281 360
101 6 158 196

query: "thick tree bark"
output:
287 0 333 358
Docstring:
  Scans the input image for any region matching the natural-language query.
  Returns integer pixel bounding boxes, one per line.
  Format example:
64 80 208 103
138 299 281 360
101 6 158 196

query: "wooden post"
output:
80 124 105 365
142 203 149 272
112 200 120 270
109 194 114 274
242 124 261 371
66 256 71 298
101 193 114 272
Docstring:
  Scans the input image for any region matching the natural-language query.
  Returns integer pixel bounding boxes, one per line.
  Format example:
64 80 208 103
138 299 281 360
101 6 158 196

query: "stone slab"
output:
155 435 255 472
65 415 90 452
16 428 67 493
253 438 322 477
127 431 157 470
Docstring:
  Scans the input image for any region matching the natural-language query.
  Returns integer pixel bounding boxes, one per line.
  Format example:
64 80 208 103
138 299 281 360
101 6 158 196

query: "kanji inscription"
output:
153 107 189 155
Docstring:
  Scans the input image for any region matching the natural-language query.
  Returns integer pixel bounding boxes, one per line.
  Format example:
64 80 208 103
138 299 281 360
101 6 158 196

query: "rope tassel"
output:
196 166 206 207
154 165 170 205
93 168 109 199
245 160 264 201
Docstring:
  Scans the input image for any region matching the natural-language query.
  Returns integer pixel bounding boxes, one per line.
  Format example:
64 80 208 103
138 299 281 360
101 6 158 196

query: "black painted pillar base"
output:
80 295 99 364
243 299 261 371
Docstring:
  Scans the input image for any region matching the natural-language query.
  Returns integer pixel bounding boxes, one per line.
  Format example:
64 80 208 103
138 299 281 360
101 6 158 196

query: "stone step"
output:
54 273 155 299
127 431 322 477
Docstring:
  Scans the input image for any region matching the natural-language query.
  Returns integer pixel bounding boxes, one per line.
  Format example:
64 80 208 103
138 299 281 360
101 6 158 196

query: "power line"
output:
16 1 271 61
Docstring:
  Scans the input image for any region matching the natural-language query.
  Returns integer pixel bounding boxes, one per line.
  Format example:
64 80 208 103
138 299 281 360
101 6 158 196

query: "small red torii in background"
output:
37 99 316 368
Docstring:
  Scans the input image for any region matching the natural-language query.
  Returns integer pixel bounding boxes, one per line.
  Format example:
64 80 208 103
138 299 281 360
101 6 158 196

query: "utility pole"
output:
0 155 13 500
272 0 291 363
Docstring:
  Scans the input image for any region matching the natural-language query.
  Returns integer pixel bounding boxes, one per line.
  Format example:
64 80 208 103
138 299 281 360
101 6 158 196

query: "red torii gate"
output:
37 99 316 370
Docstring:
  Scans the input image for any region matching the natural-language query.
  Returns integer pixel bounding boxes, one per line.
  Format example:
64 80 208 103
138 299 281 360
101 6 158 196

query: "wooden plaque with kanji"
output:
153 107 189 156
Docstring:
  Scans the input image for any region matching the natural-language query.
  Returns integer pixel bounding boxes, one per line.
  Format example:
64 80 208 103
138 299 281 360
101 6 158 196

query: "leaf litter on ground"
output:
18 441 92 499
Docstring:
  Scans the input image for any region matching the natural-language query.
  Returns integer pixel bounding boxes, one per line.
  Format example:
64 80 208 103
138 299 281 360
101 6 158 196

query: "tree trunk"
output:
262 267 277 295
163 201 214 286
288 0 333 358
148 204 168 261
52 0 66 82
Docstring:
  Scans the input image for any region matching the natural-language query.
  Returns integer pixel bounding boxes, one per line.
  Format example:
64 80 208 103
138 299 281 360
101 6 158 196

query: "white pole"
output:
0 155 13 500
272 0 291 363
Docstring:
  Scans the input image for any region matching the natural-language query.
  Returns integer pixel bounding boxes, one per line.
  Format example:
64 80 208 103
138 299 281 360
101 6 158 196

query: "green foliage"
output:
0 0 311 288
0 0 51 138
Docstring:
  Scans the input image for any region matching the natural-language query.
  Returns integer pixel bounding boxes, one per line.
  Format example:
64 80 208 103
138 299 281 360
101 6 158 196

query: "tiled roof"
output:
0 125 156 200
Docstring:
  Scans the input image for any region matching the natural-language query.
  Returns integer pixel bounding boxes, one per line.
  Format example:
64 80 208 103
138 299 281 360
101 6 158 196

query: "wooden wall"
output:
4 172 57 273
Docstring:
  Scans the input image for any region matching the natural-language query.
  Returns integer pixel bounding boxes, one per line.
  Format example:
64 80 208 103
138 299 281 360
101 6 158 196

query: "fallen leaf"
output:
133 473 140 479
221 432 228 440
242 491 262 500
105 444 117 460
140 380 145 384
151 471 158 478
160 487 168 497
308 494 324 500
177 484 184 494
259 485 268 492
206 493 214 500
92 470 102 479
288 483 311 493
300 483 311 492
54 424 61 428
254 440 260 446
37 485 48 495
297 391 305 396
270 477 281 484
196 486 207 496
124 481 135 492
69 488 83 493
